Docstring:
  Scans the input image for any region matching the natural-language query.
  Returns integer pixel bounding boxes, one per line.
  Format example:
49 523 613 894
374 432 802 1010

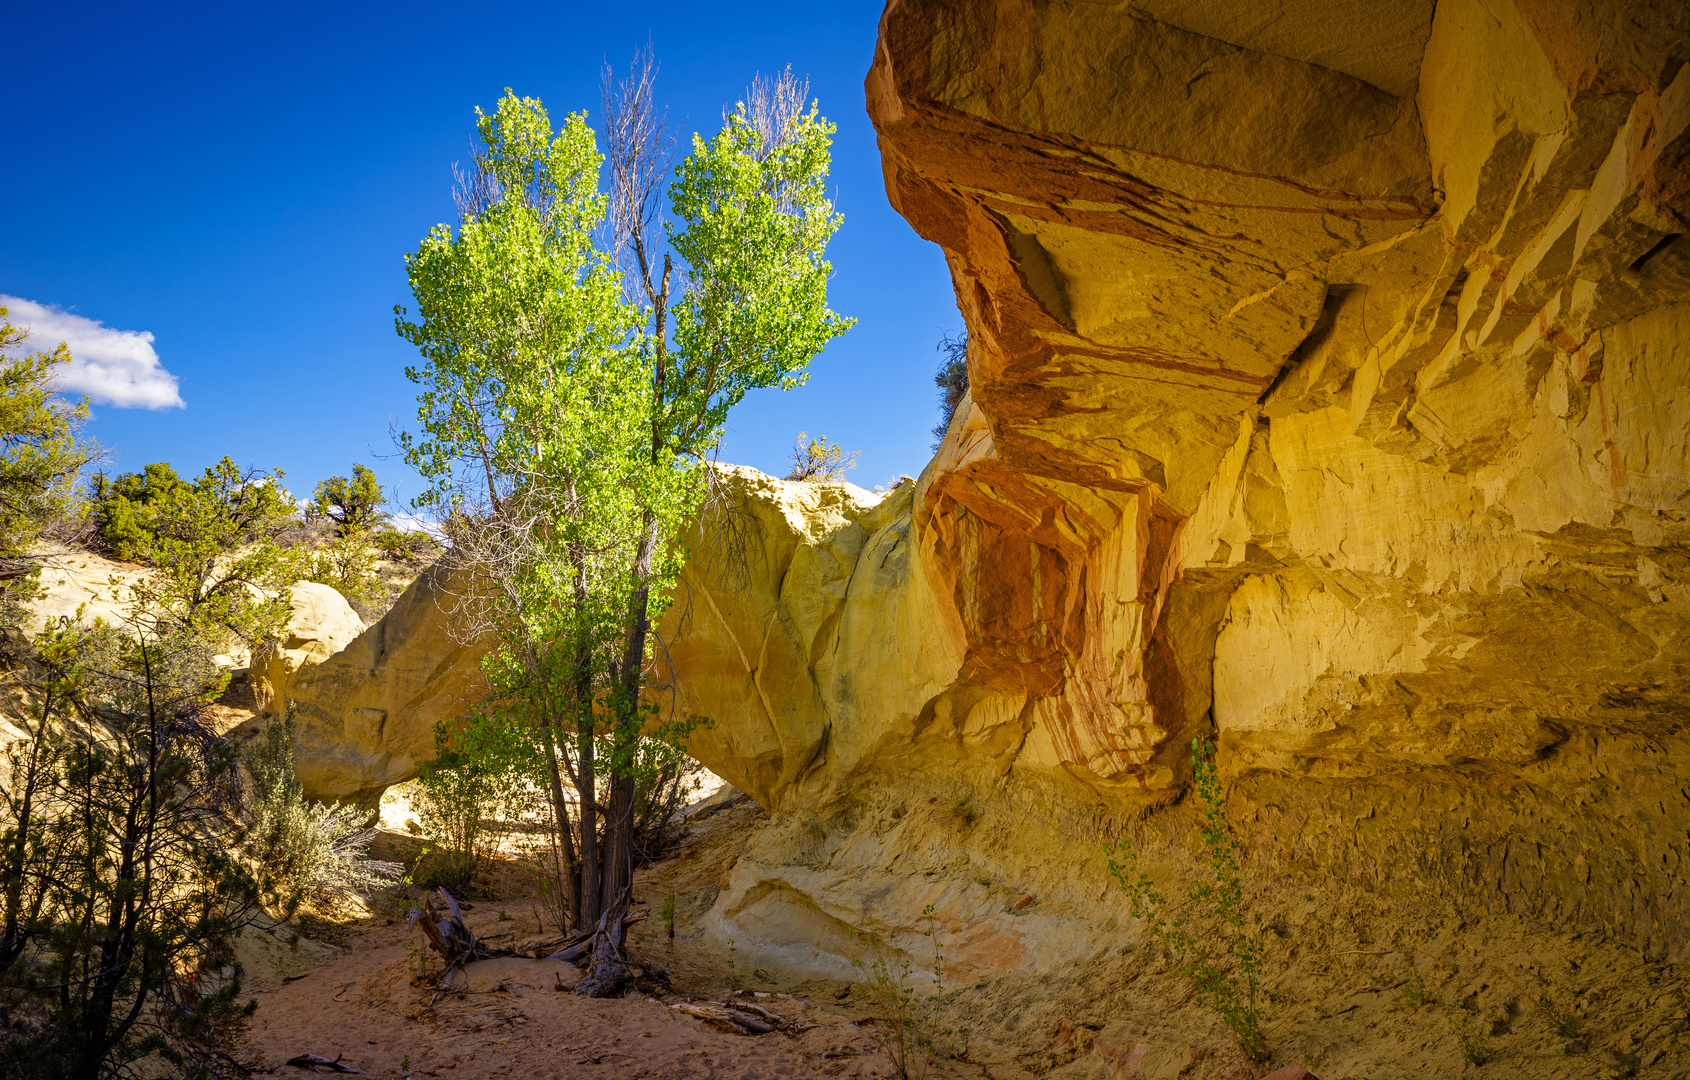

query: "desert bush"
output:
409 717 526 895
1109 736 1268 1062
372 527 440 564
91 456 297 659
785 432 859 481
930 330 968 448
0 623 262 1079
243 705 399 903
291 530 382 613
851 904 952 1080
0 306 97 622
306 464 385 537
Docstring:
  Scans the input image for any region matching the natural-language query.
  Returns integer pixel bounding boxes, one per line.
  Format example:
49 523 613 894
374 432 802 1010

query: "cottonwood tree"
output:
594 52 852 930
397 91 650 931
396 58 852 957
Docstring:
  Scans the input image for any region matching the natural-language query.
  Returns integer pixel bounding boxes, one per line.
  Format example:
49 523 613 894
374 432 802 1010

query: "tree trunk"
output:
575 725 599 930
600 510 660 915
538 720 580 930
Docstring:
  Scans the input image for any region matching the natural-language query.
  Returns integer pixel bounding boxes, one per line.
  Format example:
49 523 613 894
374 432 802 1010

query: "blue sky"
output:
1 1 960 510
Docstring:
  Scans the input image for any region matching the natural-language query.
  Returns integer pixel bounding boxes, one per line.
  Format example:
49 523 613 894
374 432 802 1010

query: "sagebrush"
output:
243 705 399 903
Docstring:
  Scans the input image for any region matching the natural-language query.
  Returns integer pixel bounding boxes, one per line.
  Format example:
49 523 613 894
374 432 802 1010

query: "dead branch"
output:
668 997 815 1037
283 1054 361 1074
407 887 511 974
601 41 673 305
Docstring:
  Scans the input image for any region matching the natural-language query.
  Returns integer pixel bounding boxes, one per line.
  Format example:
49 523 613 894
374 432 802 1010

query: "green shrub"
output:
1459 1025 1496 1066
1109 737 1268 1062
930 330 968 449
244 705 399 902
0 622 261 1078
409 717 525 895
0 308 94 605
851 904 953 1080
293 530 382 612
307 464 385 537
372 527 439 564
92 456 297 657
89 461 188 560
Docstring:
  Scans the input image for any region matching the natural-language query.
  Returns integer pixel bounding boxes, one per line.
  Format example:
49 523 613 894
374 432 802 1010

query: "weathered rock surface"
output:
25 545 146 634
866 0 1688 965
252 565 489 803
677 0 1690 976
251 582 366 708
264 0 1690 981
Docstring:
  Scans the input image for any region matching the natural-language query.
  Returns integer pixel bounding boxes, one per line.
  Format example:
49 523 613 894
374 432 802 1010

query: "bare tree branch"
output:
736 65 808 161
602 41 673 308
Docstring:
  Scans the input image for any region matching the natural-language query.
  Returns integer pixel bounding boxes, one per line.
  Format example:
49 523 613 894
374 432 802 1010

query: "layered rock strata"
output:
855 0 1689 963
270 0 1690 978
671 0 1690 975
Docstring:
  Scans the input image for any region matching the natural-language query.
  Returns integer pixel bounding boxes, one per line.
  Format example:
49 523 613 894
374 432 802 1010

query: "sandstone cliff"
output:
260 0 1690 986
252 566 488 803
670 0 1690 976
852 0 1689 965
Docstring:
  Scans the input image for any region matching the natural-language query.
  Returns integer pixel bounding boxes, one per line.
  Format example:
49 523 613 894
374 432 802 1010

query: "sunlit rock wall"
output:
268 0 1690 978
660 0 1690 974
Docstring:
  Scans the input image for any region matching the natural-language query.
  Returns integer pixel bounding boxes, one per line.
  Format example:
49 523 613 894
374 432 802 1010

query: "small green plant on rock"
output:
1459 1024 1495 1066
1404 968 1434 1009
950 791 978 824
1539 994 1581 1038
1108 737 1268 1063
851 904 954 1080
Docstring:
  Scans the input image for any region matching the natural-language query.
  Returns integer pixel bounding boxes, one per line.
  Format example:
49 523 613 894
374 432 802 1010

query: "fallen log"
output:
671 1001 775 1034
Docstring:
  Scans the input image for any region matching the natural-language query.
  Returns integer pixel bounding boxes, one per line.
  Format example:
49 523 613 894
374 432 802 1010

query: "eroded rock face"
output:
251 582 367 710
264 0 1690 979
670 0 1690 976
856 0 1689 964
254 565 489 804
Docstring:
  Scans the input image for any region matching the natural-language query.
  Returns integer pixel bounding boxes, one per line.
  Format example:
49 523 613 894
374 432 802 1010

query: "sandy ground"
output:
239 918 898 1079
235 803 960 1080
232 799 1690 1080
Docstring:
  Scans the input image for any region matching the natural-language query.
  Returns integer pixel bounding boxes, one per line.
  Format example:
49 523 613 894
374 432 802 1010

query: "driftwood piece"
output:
284 1053 362 1073
406 887 510 976
671 1001 775 1034
666 998 820 1036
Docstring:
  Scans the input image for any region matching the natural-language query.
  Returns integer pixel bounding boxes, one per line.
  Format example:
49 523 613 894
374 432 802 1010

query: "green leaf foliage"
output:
1108 738 1269 1062
0 307 95 615
99 457 298 655
665 96 854 453
395 72 851 928
0 622 263 1078
309 463 386 536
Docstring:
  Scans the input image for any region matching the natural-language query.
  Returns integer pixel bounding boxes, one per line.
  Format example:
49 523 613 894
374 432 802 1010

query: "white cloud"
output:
1 295 184 410
389 511 449 544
